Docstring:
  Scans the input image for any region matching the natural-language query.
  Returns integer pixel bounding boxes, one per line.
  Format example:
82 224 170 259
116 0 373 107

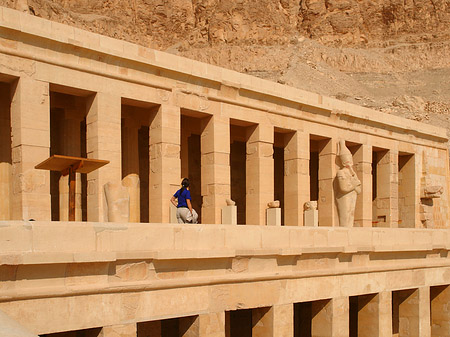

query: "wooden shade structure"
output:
35 155 109 221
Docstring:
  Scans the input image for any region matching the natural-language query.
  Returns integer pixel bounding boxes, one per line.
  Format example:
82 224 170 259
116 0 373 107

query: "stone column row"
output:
122 121 404 227
8 76 405 226
100 306 292 337
315 139 408 228
311 288 432 337
5 76 177 222
315 140 402 228
101 312 226 337
356 287 431 337
6 77 181 223
73 286 443 337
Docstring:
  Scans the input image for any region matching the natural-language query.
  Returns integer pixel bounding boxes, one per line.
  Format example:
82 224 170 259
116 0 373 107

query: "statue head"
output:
304 201 318 211
338 140 353 167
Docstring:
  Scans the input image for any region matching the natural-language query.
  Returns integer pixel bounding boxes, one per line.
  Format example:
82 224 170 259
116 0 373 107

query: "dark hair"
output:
180 178 190 193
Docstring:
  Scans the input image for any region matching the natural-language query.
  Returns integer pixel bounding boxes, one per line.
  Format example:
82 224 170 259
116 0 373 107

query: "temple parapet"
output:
1 221 450 336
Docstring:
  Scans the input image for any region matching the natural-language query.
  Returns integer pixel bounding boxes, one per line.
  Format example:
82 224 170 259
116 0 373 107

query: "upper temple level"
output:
0 6 448 228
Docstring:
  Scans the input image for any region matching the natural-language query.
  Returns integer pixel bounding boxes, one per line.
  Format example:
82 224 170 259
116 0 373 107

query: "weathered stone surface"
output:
0 309 37 337
104 182 130 223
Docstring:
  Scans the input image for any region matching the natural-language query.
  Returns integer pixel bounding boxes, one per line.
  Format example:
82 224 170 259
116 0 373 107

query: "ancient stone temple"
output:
1 6 450 337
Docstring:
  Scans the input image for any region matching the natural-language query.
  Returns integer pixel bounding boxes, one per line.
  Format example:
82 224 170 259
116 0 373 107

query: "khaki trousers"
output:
176 207 199 224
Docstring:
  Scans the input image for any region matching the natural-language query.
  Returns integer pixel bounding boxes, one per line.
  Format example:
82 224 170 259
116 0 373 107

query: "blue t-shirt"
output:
174 188 191 208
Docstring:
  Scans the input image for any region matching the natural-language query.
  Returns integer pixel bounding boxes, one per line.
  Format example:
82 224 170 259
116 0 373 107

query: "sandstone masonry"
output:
0 7 450 337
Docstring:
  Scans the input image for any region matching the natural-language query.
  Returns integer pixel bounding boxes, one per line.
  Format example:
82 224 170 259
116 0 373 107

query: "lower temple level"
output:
1 221 450 337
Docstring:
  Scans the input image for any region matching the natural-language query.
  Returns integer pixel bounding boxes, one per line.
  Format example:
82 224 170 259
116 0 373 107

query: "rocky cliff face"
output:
2 0 450 136
8 0 449 49
299 0 449 45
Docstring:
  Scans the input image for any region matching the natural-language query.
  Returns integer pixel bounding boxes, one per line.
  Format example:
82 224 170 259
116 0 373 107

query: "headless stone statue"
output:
104 182 130 222
335 140 361 227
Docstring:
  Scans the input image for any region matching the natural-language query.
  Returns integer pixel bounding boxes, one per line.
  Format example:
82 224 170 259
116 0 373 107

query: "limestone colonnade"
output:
38 285 450 337
0 77 422 227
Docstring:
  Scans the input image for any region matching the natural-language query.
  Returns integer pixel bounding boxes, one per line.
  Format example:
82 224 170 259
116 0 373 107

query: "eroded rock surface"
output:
2 0 450 142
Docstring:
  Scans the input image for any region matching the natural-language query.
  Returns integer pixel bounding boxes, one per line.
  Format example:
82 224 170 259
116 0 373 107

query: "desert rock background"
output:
3 0 450 141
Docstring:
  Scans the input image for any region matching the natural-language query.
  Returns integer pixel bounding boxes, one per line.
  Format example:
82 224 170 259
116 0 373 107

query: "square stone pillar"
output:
10 77 51 220
252 304 293 337
100 323 136 337
246 124 274 225
318 138 337 227
353 144 372 227
375 150 398 227
311 297 349 337
357 292 392 337
266 208 281 226
419 287 431 337
197 312 225 337
284 131 309 226
86 92 122 222
201 114 230 224
378 291 393 337
222 205 237 224
304 208 318 226
431 285 450 337
149 104 180 223
179 312 225 337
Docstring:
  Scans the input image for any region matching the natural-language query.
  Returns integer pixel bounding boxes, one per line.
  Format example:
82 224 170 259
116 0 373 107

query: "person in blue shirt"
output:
170 178 199 223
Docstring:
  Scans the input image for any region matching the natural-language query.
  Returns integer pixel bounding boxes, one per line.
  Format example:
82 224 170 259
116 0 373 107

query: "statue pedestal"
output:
222 205 237 225
304 209 318 227
267 208 281 226
170 203 177 223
